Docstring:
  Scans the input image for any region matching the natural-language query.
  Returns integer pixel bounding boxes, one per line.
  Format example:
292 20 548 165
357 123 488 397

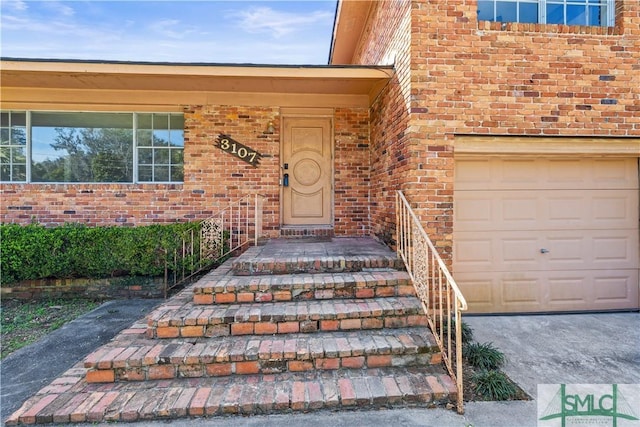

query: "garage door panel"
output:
592 235 637 265
455 159 492 188
546 159 586 185
454 156 639 313
545 236 586 268
456 158 638 191
502 277 542 308
546 195 585 223
503 197 538 222
455 197 492 223
546 270 639 310
455 231 543 271
593 271 639 307
456 229 637 272
592 158 640 188
592 193 636 224
454 238 494 270
547 275 590 306
502 238 540 266
500 159 539 187
541 230 638 270
458 270 639 313
456 189 636 231
454 273 495 313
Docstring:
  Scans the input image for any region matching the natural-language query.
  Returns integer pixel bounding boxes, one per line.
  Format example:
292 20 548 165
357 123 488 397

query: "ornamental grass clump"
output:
463 341 505 371
472 370 518 401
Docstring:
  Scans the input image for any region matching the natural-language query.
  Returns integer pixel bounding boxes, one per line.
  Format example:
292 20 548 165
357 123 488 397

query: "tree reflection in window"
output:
25 111 184 183
31 112 133 183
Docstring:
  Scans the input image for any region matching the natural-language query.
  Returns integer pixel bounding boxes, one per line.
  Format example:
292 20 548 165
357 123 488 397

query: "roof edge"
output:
328 0 374 65
0 57 390 70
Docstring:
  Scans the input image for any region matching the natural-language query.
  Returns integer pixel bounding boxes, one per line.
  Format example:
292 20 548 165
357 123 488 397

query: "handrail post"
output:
254 193 259 246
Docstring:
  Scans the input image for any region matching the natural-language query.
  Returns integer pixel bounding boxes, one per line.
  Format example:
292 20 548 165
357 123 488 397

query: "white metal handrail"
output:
396 190 468 414
202 193 264 259
164 194 263 297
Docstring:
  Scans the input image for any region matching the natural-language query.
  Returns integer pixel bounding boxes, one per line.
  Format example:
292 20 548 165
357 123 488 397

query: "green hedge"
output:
0 222 197 285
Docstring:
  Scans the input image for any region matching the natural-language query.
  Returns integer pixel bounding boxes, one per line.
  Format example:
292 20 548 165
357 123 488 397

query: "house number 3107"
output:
216 134 262 167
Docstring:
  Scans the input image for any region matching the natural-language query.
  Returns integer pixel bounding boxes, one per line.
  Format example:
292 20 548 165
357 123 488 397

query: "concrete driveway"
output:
465 312 640 398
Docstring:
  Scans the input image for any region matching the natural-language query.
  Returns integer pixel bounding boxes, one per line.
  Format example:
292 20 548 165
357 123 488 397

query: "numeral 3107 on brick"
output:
216 134 262 167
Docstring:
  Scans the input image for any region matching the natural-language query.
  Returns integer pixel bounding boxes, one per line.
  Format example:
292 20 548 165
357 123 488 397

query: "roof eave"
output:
328 0 374 65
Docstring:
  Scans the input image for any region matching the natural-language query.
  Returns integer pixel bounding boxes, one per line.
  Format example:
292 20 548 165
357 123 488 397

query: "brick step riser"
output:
193 279 416 305
279 228 334 238
148 313 428 339
9 370 457 424
232 259 404 276
88 352 442 383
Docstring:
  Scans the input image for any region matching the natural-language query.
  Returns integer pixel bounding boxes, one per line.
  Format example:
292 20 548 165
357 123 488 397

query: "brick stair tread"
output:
6 366 457 425
232 256 404 275
84 328 440 372
193 270 411 294
148 296 424 329
231 243 404 275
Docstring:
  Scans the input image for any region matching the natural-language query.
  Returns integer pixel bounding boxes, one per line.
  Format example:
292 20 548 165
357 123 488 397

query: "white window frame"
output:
541 0 615 26
0 111 28 182
0 110 185 184
480 0 615 27
135 113 185 184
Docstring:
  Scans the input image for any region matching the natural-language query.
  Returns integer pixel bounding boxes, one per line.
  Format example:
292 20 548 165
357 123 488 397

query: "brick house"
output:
1 0 639 314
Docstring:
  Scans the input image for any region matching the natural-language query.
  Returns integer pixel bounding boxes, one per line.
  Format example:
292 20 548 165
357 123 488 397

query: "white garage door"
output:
454 157 639 313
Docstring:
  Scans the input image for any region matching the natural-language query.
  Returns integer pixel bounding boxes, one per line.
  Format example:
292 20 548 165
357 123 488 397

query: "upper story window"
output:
1 111 184 184
477 0 615 27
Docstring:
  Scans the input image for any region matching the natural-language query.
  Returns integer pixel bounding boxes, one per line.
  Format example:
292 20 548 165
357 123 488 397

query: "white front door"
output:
281 117 333 225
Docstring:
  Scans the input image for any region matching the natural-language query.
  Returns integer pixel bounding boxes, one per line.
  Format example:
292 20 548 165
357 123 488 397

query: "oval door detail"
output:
293 159 322 187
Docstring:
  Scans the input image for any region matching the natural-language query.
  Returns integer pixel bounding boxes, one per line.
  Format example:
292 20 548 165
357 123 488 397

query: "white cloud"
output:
148 19 197 39
3 0 28 12
1 13 120 42
44 1 75 17
230 6 333 39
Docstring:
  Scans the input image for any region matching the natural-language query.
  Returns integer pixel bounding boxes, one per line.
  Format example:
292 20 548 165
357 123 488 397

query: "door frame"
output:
279 107 335 227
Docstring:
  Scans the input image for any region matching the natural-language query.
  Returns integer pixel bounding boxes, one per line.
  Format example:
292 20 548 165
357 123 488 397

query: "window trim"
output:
0 111 28 182
0 110 185 185
478 0 615 27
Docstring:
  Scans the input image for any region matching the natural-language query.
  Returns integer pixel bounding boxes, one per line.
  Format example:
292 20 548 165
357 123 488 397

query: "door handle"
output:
540 248 549 254
283 173 289 187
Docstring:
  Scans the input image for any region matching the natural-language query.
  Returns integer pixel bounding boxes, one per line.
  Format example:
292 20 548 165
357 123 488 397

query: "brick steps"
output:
146 297 427 339
193 269 414 305
84 328 441 383
6 238 456 425
6 367 457 424
231 244 403 276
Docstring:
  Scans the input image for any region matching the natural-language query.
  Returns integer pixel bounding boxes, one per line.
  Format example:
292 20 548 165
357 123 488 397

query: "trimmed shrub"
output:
0 222 196 285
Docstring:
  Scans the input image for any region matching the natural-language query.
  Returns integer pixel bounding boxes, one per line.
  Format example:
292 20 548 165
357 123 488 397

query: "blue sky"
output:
0 0 337 64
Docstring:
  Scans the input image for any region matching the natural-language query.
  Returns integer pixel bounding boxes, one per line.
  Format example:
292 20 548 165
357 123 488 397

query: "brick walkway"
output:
6 238 456 425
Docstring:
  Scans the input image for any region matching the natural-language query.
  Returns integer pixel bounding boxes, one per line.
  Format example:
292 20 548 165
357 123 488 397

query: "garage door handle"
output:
540 248 549 254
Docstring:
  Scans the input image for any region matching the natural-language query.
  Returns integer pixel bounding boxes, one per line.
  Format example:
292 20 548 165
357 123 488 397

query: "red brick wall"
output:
1 105 372 237
357 0 640 257
356 0 414 245
334 108 371 236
